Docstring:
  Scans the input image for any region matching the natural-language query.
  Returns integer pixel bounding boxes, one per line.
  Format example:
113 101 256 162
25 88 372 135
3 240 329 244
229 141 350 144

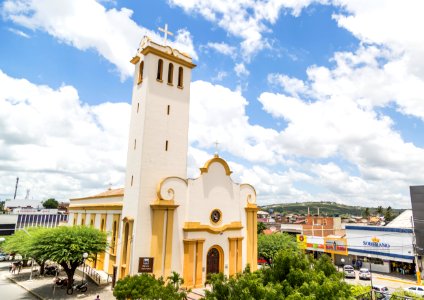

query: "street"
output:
342 268 418 294
0 263 37 299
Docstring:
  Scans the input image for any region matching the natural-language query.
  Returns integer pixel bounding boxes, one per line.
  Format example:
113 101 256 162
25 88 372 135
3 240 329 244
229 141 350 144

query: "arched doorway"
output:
206 246 223 274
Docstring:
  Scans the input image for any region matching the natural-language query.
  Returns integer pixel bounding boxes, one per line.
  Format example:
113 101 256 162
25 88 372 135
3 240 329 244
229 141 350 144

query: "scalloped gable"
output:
200 154 232 176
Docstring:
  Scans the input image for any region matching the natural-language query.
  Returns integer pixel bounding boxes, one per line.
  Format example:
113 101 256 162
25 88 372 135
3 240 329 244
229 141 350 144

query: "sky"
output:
1 0 424 208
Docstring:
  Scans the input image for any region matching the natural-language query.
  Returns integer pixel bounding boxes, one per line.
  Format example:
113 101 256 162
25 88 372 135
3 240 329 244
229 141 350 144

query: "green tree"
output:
203 250 354 300
30 226 107 288
258 233 297 265
2 227 49 274
42 198 59 209
113 273 187 300
376 206 384 215
362 207 370 218
257 222 267 234
384 206 394 222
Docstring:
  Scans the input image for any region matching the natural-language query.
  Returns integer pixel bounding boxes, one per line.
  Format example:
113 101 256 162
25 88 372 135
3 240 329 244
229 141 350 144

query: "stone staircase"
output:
77 265 111 286
187 287 208 300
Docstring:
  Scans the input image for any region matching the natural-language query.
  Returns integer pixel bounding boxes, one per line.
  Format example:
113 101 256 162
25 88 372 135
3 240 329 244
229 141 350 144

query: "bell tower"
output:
118 35 196 277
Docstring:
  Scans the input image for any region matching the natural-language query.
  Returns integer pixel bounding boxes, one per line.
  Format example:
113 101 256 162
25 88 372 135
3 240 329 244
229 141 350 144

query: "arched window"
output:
110 220 118 255
138 61 144 84
167 63 174 85
157 59 163 81
178 67 183 88
122 223 129 264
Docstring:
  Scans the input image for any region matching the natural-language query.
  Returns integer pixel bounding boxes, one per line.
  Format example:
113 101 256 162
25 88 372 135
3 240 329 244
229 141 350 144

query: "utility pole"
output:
13 177 19 199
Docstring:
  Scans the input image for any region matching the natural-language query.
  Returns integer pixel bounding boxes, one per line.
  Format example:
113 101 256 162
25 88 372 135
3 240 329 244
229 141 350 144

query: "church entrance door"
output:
206 247 220 274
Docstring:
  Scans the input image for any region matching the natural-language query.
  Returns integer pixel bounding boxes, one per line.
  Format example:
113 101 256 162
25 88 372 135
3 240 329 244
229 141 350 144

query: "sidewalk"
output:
375 272 418 285
2 263 115 300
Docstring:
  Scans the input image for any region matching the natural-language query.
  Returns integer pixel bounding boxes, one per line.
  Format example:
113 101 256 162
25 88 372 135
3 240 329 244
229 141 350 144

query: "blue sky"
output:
1 0 424 209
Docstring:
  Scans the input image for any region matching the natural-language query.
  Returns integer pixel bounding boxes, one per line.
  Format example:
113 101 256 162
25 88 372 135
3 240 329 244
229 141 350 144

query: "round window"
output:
210 209 222 223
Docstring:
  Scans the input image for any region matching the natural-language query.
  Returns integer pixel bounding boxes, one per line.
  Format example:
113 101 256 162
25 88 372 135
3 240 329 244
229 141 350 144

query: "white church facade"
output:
68 36 258 288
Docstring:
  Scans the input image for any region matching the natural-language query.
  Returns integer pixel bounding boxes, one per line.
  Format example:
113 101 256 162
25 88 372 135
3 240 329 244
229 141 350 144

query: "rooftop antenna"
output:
13 177 19 200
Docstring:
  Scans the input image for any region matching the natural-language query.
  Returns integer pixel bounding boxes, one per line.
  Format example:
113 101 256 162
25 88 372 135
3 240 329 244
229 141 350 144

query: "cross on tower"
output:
214 140 220 156
158 24 173 45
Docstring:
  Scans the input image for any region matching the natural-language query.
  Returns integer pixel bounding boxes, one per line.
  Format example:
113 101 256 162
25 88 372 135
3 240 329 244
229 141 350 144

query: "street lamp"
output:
82 252 88 283
22 228 35 281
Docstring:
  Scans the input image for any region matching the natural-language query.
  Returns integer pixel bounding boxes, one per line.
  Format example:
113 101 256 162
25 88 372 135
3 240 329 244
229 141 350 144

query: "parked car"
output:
359 268 371 280
343 265 356 278
403 286 424 297
0 253 10 261
372 285 390 300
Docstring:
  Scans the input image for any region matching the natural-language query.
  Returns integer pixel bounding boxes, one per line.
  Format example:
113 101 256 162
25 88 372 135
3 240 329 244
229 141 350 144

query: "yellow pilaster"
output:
229 238 236 276
195 240 205 288
150 201 178 279
73 213 78 226
236 238 243 273
81 213 86 225
245 205 259 271
97 214 107 271
183 240 196 288
164 209 175 279
229 237 244 275
150 209 165 276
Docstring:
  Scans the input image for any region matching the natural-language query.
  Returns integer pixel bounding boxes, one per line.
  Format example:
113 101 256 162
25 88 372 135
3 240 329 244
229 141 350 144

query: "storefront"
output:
345 225 415 274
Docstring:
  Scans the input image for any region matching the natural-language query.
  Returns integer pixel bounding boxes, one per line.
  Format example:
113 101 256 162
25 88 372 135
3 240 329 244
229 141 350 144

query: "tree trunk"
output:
37 260 46 275
60 262 76 289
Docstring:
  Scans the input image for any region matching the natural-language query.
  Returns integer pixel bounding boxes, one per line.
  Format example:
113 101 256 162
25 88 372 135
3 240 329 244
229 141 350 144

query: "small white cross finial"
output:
214 140 220 156
158 23 173 45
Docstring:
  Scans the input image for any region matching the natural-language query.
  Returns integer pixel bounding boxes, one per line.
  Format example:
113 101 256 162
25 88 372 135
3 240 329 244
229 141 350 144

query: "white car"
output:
0 253 10 261
372 285 390 300
343 265 356 278
359 268 371 280
404 286 424 297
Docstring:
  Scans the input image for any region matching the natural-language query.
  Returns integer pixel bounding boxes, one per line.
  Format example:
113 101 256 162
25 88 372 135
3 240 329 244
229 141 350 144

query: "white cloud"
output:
8 27 30 38
1 0 197 80
206 42 236 58
212 71 228 82
189 80 280 165
234 63 250 77
0 69 130 200
169 0 324 60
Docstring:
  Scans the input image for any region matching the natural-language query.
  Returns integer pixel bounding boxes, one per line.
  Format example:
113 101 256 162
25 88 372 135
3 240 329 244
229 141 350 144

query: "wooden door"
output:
207 248 220 274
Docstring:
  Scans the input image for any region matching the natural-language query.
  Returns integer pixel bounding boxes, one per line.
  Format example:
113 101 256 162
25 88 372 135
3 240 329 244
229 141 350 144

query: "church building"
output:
68 34 258 288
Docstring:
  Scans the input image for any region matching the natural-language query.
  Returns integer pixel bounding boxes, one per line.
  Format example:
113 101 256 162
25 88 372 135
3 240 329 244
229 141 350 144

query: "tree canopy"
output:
2 227 49 274
4 226 107 286
42 198 59 209
31 226 107 286
258 233 298 265
113 273 187 300
204 250 353 300
257 222 267 234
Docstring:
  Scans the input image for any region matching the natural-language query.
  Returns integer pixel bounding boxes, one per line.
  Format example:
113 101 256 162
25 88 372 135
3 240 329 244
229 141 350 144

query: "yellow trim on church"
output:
228 237 244 276
156 177 188 201
69 202 123 211
200 155 233 176
183 221 243 234
136 46 196 69
245 204 259 271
